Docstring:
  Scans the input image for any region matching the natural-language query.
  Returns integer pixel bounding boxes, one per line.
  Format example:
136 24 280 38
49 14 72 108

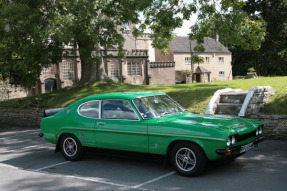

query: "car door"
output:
94 99 148 153
75 100 100 146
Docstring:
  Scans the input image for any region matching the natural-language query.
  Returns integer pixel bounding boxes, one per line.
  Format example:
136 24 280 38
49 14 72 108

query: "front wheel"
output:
171 142 207 177
60 134 85 161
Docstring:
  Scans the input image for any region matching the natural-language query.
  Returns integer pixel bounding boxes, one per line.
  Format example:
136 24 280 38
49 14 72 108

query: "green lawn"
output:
0 76 286 114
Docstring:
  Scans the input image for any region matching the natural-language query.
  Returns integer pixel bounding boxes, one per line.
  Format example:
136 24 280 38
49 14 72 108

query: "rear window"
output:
78 101 100 118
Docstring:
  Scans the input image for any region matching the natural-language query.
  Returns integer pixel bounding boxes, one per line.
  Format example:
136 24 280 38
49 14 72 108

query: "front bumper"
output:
216 136 265 156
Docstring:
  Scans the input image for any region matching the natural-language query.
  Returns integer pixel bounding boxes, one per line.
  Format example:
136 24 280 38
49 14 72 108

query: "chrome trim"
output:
97 118 140 122
94 129 146 134
56 127 146 136
132 99 157 120
132 94 187 120
77 99 140 121
100 99 140 121
77 100 101 119
166 94 186 112
99 100 102 119
149 132 225 141
56 127 224 140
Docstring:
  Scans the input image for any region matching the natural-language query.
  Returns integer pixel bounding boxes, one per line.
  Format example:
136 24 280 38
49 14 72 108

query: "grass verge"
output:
0 76 286 114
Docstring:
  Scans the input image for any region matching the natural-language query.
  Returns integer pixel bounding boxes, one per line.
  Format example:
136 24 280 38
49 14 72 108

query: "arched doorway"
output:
44 78 57 93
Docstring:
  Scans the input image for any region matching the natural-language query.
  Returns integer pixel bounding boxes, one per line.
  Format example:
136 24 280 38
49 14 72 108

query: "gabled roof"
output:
169 36 230 53
194 66 211 74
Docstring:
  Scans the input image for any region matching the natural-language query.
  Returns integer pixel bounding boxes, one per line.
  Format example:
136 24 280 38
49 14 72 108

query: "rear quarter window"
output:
78 101 100 118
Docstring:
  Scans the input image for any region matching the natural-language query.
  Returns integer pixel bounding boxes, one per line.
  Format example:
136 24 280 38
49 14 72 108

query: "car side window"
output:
79 101 100 118
101 100 138 120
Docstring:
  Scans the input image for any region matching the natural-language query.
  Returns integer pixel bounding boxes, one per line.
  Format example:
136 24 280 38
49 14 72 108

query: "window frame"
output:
101 99 140 121
185 57 191 65
62 61 75 80
218 57 224 64
78 99 140 121
219 71 225 78
123 23 130 31
132 94 187 120
205 57 210 64
78 100 101 119
110 62 119 78
127 62 142 76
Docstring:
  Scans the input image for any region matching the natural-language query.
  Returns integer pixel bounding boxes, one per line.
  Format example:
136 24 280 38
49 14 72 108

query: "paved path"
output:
0 126 287 191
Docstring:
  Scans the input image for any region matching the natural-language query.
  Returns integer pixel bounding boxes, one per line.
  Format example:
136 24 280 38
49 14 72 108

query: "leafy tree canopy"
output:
230 0 287 76
0 0 266 88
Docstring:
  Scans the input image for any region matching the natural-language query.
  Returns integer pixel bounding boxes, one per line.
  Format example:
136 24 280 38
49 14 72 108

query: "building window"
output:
205 57 210 64
219 71 225 78
127 62 142 76
219 57 224 63
123 23 130 31
110 63 119 78
62 61 74 80
185 57 191 65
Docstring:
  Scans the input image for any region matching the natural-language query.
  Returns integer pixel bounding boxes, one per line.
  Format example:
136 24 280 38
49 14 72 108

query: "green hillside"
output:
0 77 286 114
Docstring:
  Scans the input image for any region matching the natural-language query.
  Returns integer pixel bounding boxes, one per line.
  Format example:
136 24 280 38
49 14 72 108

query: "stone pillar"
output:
119 58 123 82
74 59 79 83
145 59 150 85
200 74 204 83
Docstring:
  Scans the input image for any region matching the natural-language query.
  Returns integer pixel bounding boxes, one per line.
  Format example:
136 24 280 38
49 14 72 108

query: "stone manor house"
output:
39 24 232 94
0 24 232 99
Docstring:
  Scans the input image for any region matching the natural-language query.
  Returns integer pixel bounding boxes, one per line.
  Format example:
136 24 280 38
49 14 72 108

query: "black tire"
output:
170 142 207 177
60 134 85 161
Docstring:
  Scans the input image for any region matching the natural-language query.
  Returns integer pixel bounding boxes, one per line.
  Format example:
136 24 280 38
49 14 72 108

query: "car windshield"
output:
133 95 186 119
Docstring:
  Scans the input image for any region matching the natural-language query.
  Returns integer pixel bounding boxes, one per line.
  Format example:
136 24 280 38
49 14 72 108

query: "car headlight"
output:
227 137 231 147
227 135 236 147
258 126 263 135
256 129 259 136
231 136 237 145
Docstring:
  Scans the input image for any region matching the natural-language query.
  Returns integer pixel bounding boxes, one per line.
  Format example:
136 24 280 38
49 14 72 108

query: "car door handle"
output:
97 122 106 125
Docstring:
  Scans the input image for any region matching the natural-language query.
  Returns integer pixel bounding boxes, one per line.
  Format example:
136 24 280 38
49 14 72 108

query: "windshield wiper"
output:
161 112 172 116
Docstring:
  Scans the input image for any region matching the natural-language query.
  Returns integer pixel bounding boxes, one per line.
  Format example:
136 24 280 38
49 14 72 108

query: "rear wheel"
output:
60 134 84 161
171 142 207 177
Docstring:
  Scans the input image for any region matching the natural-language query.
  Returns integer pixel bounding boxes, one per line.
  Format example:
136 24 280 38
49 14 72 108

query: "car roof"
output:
81 92 166 101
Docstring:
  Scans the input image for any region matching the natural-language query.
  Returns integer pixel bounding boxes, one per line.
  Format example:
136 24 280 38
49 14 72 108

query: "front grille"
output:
236 125 263 142
237 131 256 142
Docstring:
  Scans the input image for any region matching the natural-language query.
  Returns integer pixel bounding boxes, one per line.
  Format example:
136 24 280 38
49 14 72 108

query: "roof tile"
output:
169 36 230 53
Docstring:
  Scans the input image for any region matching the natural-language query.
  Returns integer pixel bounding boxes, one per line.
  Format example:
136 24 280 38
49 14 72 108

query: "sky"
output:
173 0 199 36
138 0 199 37
173 15 197 36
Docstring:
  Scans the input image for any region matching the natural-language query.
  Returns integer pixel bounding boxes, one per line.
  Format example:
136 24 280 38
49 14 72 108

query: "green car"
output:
40 92 264 176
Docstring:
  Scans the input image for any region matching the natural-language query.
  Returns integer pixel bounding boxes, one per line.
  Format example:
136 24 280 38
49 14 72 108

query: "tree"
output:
0 0 267 87
230 0 287 76
189 0 266 51
191 55 204 66
0 0 62 87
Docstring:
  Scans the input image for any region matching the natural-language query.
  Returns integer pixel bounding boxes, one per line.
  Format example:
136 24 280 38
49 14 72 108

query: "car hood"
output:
157 112 262 135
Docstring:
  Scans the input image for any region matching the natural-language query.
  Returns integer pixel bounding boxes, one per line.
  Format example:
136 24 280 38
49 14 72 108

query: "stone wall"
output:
148 62 175 85
0 83 29 101
0 108 45 127
247 114 287 140
0 107 286 139
240 86 275 116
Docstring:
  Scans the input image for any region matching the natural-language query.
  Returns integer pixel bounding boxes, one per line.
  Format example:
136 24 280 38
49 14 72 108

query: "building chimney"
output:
214 34 219 42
